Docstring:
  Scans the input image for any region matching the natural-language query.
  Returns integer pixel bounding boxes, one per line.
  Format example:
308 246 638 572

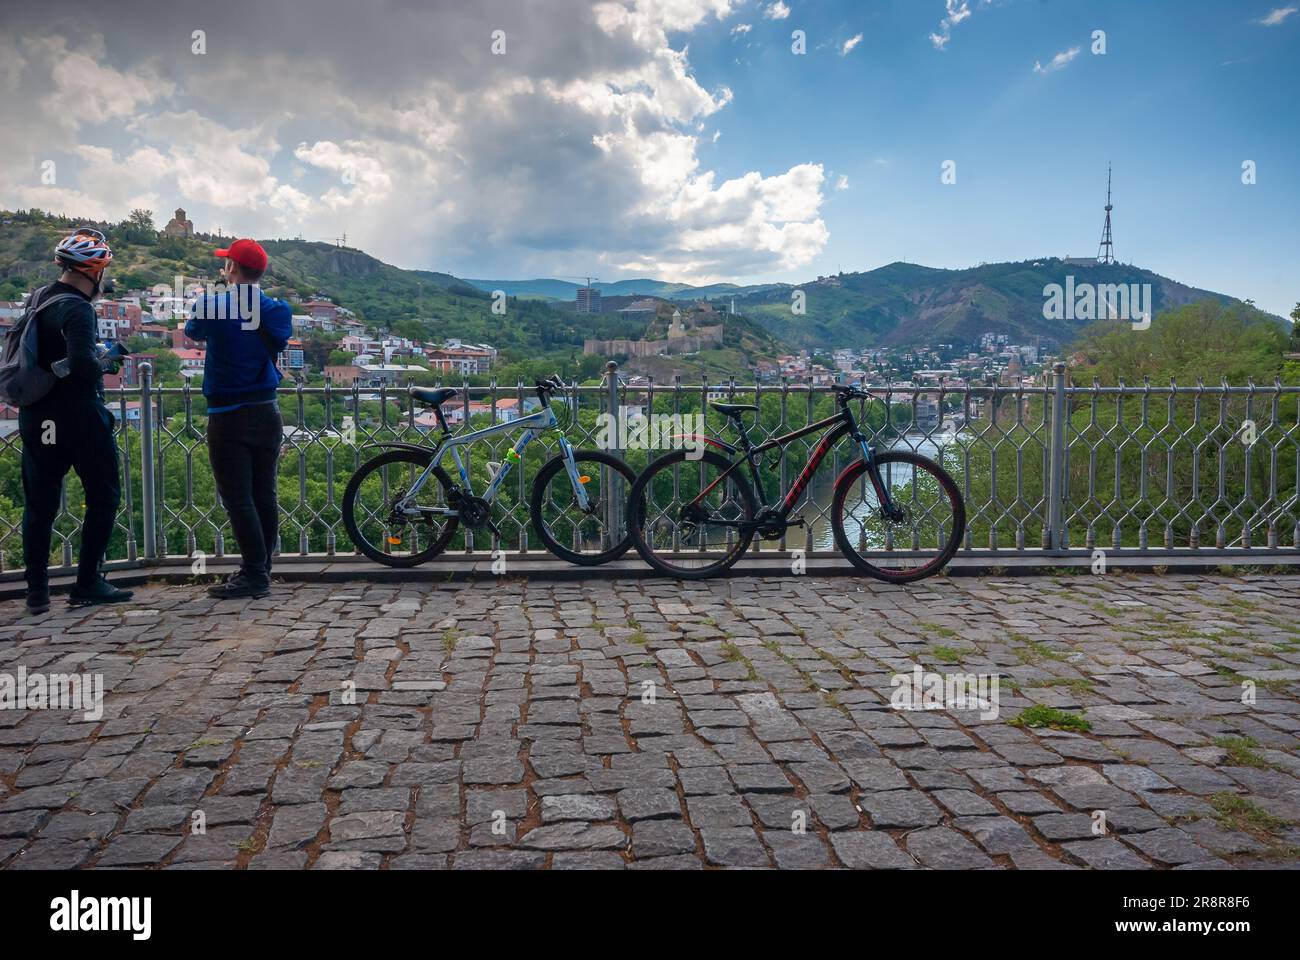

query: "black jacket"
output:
23 282 105 419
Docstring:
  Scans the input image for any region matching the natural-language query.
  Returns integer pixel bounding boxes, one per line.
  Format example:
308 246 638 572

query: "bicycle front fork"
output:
858 438 907 524
558 436 594 512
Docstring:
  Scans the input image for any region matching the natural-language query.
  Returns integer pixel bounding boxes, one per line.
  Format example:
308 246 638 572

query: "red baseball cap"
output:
214 238 268 274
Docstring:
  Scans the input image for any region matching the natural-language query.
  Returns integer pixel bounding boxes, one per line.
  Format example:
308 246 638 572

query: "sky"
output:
0 0 1296 316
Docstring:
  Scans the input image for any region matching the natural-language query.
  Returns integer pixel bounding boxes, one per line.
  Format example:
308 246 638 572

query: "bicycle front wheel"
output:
628 449 757 579
831 451 965 583
530 449 635 565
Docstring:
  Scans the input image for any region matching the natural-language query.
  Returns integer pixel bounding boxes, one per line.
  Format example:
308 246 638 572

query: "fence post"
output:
604 361 622 550
1046 361 1067 553
139 361 157 561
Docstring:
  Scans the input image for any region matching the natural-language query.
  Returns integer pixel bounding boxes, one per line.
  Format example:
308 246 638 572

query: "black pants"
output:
21 404 122 593
207 402 283 584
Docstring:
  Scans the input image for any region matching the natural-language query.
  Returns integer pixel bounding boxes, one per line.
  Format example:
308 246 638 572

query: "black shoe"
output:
68 577 134 607
208 573 271 600
25 591 50 615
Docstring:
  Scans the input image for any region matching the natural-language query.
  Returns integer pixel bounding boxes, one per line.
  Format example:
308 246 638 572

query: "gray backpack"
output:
0 286 82 407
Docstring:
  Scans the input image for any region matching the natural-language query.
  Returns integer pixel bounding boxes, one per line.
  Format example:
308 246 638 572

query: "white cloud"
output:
835 174 850 190
731 23 752 36
841 33 864 56
763 2 791 21
929 0 971 50
1254 5 1298 25
929 0 1002 50
0 0 828 282
1033 46 1081 75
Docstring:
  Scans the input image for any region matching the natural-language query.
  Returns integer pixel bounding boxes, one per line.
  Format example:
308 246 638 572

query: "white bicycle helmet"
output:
55 227 114 273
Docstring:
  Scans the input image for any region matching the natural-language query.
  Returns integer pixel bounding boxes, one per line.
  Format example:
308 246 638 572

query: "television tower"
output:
1096 164 1115 265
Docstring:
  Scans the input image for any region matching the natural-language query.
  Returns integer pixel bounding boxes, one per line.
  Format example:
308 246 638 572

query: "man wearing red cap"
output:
186 239 292 599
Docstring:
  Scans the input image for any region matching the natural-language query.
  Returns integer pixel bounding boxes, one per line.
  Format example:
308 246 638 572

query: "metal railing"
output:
1 362 1297 576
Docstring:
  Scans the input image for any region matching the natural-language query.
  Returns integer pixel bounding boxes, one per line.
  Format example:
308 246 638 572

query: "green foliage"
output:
1073 300 1290 385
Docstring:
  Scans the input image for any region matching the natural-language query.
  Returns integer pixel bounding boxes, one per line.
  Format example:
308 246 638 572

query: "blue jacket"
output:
185 287 292 408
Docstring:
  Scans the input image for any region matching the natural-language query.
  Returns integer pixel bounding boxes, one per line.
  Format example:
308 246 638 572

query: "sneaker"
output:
207 573 271 600
68 577 134 607
25 590 51 615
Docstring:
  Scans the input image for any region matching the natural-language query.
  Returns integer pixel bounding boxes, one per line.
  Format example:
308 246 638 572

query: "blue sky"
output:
1 0 1296 315
686 0 1299 315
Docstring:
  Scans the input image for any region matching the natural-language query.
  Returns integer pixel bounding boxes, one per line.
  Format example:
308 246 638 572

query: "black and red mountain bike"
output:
626 383 965 582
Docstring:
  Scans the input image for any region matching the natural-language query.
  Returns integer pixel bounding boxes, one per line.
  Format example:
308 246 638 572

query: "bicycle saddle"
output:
410 386 459 408
711 402 757 418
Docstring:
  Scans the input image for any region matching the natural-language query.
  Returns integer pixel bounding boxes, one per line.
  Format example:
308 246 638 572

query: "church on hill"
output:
162 207 194 238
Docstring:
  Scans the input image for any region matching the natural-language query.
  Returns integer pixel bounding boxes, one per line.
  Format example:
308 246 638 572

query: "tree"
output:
1290 302 1300 351
301 332 341 370
122 209 157 246
1072 300 1289 386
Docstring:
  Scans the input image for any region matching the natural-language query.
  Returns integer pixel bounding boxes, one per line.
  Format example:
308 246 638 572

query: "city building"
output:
426 346 494 376
576 286 602 314
278 338 306 376
172 347 207 378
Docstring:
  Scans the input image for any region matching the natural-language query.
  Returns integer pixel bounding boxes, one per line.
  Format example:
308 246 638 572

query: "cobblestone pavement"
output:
1 574 1298 870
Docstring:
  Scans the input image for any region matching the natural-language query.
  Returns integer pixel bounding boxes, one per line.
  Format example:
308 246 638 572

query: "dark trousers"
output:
207 402 283 583
21 404 122 593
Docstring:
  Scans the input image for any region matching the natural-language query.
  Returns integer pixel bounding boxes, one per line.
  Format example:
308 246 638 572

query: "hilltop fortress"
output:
584 303 723 358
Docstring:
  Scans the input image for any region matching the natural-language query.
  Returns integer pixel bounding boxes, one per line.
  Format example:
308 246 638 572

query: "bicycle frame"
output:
688 400 900 527
395 401 592 517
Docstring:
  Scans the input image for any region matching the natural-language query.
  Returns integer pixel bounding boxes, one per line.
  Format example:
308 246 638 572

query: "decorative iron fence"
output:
1 362 1296 575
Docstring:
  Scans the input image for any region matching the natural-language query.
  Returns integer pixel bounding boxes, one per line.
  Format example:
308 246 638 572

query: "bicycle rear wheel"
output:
628 450 757 579
342 450 460 567
831 451 965 583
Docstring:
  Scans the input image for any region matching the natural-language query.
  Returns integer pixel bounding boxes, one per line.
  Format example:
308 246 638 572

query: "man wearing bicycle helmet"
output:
20 227 133 613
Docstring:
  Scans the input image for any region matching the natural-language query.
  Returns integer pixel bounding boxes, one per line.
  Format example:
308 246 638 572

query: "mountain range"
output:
465 277 785 302
469 260 1280 351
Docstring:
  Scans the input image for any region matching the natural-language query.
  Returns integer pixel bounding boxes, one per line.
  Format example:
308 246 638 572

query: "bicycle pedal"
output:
787 515 806 527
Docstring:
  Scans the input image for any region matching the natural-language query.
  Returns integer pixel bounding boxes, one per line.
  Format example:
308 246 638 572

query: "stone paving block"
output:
906 827 996 869
763 830 832 869
828 831 919 869
699 827 769 867
859 790 944 829
542 794 617 822
1120 827 1214 866
519 822 627 851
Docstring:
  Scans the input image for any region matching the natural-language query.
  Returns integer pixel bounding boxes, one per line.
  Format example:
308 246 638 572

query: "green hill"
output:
736 259 1281 351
